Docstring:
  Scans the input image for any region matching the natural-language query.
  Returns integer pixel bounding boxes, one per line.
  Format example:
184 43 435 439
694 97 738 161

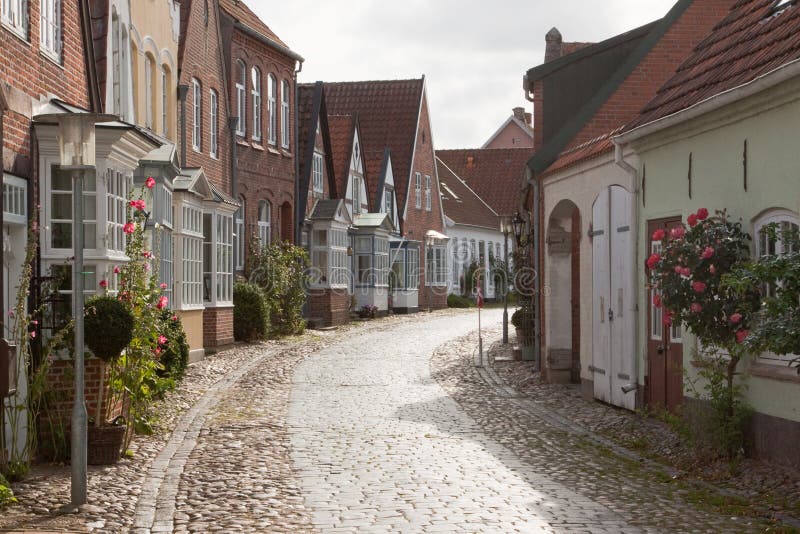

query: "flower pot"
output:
87 424 125 465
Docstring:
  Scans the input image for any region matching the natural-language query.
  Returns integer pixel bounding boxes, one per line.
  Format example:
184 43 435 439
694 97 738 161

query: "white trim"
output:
209 89 218 158
192 78 201 151
481 114 534 149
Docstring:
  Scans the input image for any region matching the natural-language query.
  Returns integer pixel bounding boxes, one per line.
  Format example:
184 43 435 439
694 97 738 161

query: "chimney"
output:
545 27 563 63
512 107 525 121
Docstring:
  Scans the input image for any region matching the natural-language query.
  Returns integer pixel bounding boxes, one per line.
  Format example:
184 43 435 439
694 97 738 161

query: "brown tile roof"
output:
327 114 355 198
435 148 533 217
323 79 425 217
218 0 289 48
628 0 800 131
436 157 499 231
541 127 623 177
297 83 317 194
561 42 594 56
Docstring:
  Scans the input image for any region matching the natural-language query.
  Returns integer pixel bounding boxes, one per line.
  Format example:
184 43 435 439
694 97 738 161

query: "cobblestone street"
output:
1 309 781 532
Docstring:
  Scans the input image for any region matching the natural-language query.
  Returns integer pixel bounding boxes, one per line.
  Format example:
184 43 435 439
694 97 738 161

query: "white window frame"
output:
178 202 204 310
3 174 27 226
105 168 129 255
2 0 27 39
258 199 271 246
144 54 154 129
312 152 324 194
414 172 421 209
251 67 262 141
236 60 246 137
425 174 431 211
235 199 245 271
384 186 394 221
281 79 290 149
40 0 60 60
267 74 277 145
161 67 168 136
352 175 362 215
210 89 218 158
426 244 447 286
192 78 201 152
48 165 97 253
215 213 233 303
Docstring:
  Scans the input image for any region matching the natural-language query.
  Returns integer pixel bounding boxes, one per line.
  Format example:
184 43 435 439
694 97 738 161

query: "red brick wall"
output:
179 0 230 193
564 0 735 150
203 306 234 347
533 80 544 152
307 288 349 327
1 0 91 175
44 358 124 427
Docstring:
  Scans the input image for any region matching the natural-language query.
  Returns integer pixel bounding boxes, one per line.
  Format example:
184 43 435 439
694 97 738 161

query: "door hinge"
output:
589 365 606 375
617 373 631 381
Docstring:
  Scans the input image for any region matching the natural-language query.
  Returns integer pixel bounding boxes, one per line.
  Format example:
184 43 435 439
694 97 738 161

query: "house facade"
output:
615 0 800 466
482 107 534 150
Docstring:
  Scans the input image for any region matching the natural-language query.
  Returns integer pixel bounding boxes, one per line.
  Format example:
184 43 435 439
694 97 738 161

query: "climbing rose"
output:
143 251 152 259
687 214 699 227
736 330 749 344
652 294 662 308
692 281 707 293
696 208 709 221
690 303 703 313
145 176 156 189
701 247 715 260
646 254 661 270
123 222 136 234
30 331 36 339
171 315 178 322
158 335 168 345
99 279 108 289
730 313 742 324
155 347 162 356
129 199 146 211
670 226 685 239
674 266 683 274
157 296 168 309
113 266 121 274
652 229 666 241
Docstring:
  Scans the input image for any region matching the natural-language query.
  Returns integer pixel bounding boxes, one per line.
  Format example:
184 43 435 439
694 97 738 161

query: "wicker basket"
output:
87 424 125 465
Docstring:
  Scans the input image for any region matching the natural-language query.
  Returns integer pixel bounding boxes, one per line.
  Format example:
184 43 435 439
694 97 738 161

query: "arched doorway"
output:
546 199 581 384
280 201 292 242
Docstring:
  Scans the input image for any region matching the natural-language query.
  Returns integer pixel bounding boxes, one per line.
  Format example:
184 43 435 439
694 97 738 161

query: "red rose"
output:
687 214 698 227
736 330 749 344
692 281 706 293
160 282 168 290
646 253 661 270
662 313 673 326
158 334 168 345
113 266 121 274
730 313 742 324
701 247 714 260
99 279 108 289
670 227 686 239
652 229 666 241
696 208 709 221
690 303 703 313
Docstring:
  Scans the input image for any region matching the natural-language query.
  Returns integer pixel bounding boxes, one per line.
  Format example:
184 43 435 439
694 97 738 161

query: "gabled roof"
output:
436 157 499 231
327 114 356 198
310 198 351 225
174 167 214 199
353 212 394 232
218 0 302 61
436 148 533 216
626 0 800 132
323 78 425 219
481 114 535 149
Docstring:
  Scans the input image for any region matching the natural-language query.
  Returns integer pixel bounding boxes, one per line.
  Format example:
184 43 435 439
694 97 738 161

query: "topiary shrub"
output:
447 294 473 308
234 281 270 342
157 310 190 380
84 296 134 362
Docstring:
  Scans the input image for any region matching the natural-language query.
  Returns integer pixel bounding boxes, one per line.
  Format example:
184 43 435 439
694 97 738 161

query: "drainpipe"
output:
531 172 541 370
228 117 238 199
293 59 304 245
178 84 189 168
615 141 642 405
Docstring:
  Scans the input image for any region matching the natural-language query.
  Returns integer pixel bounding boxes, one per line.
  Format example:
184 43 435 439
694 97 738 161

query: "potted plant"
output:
84 295 134 464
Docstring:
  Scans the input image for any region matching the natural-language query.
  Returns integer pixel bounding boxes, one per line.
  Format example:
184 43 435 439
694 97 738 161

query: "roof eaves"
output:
232 21 304 62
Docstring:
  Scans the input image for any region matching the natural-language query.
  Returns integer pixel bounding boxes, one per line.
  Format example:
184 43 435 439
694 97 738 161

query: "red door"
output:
646 218 684 412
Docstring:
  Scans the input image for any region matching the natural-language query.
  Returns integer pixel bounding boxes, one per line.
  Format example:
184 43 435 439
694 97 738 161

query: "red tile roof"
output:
218 0 289 48
327 114 355 198
436 157 499 231
541 127 623 177
627 0 800 130
561 42 594 56
297 83 317 193
435 148 533 216
324 79 425 217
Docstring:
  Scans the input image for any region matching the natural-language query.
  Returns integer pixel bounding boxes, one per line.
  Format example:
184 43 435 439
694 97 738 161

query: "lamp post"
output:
500 216 511 344
39 112 114 508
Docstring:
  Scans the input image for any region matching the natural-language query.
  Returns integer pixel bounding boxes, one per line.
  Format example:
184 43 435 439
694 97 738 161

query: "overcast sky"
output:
254 1 677 150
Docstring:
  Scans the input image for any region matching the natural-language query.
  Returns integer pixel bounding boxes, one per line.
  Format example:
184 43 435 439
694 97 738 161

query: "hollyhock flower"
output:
157 296 169 310
663 313 673 326
145 176 156 189
709 265 716 275
129 199 146 211
652 294 662 308
687 213 698 227
171 315 178 322
123 222 136 234
674 265 683 274
143 251 152 259
692 281 707 293
646 254 661 270
670 226 686 239
696 208 709 221
730 313 742 324
144 263 151 272
680 267 691 277
160 283 168 290
30 331 36 339
7 310 13 318
158 335 168 345
99 279 108 289
32 320 38 326
690 303 703 313
736 330 749 344
701 247 715 260
114 266 121 274
652 229 666 241
155 347 162 356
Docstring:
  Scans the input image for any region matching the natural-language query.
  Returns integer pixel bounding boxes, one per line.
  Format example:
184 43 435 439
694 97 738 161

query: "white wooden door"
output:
592 186 636 410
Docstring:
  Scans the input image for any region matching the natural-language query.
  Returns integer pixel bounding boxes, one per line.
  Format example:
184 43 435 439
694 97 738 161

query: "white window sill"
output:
1 21 28 43
251 143 264 151
40 49 63 68
204 302 234 309
209 153 219 160
178 305 205 312
192 146 201 153
267 146 280 155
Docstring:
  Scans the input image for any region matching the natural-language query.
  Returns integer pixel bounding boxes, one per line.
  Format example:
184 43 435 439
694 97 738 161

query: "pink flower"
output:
662 313 673 326
144 263 151 272
670 227 686 239
160 283 168 290
730 313 742 325
32 320 38 326
155 347 162 356
687 214 699 227
145 176 156 189
129 199 146 211
7 310 14 318
690 303 703 313
123 222 136 234
646 254 661 270
680 267 691 277
696 208 709 221
99 279 108 289
674 266 683 274
736 329 749 344
143 251 152 259
157 296 168 310
692 281 707 293
652 229 666 241
652 294 662 308
30 331 36 339
114 266 121 274
701 247 715 260
709 265 716 275
171 315 178 322
158 335 168 345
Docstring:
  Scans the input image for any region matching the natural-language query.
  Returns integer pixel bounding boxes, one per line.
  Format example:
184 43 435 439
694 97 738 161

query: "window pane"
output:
52 222 71 248
52 193 72 219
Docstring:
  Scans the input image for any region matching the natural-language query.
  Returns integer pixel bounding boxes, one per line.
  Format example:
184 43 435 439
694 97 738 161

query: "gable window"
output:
235 60 246 136
352 175 362 215
312 152 323 194
258 200 271 245
251 67 262 141
40 0 60 59
424 174 431 211
384 187 394 222
281 79 290 148
144 54 155 129
2 0 27 39
192 78 201 151
267 74 277 145
414 172 421 209
210 89 218 158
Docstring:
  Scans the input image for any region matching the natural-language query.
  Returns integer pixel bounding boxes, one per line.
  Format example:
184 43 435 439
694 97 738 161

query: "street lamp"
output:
39 112 114 508
500 216 511 344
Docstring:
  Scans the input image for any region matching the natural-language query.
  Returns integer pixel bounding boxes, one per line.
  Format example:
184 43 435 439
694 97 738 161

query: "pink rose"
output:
143 251 152 259
646 254 661 270
681 267 691 277
145 176 156 189
157 296 169 310
670 227 686 239
709 265 716 275
692 281 706 293
687 214 698 227
123 222 136 234
690 303 703 313
736 330 749 344
730 313 742 324
652 229 666 241
171 315 178 322
158 334 168 345
662 313 673 326
674 266 683 274
129 199 146 211
155 347 162 356
653 294 662 308
30 331 36 339
99 279 108 289
696 208 709 221
701 247 714 260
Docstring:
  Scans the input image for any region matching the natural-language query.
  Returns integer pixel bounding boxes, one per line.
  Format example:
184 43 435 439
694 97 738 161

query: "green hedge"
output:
447 294 473 308
234 282 270 342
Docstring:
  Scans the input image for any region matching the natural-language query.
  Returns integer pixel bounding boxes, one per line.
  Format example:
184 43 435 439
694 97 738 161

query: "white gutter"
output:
615 56 800 146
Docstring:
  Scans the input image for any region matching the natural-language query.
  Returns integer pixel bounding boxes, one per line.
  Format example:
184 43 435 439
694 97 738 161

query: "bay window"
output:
251 67 261 141
390 246 419 290
40 0 60 59
105 169 129 254
268 74 277 145
258 200 271 245
235 60 246 137
310 226 349 288
281 79 290 148
49 166 96 251
178 203 203 309
202 208 234 306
